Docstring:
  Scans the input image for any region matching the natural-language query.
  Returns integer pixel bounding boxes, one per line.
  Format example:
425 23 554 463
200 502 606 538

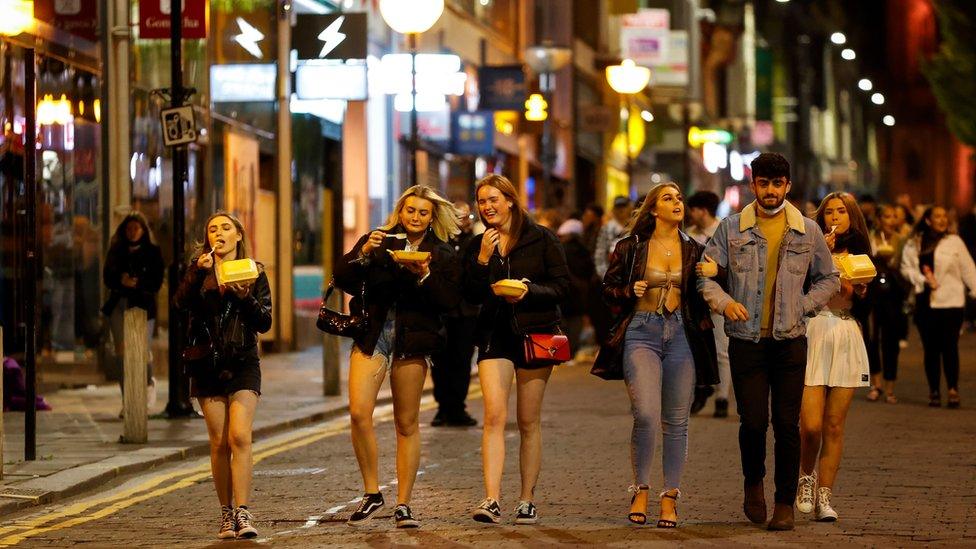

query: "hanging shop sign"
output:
649 31 689 87
379 53 467 113
293 13 367 61
620 8 670 65
34 0 98 42
160 105 196 146
688 126 734 147
211 64 276 102
138 0 207 39
295 61 367 101
451 111 494 156
477 65 526 111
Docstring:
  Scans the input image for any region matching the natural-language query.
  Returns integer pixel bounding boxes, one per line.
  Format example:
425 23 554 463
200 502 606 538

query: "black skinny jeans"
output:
431 315 477 415
729 337 807 505
865 299 905 382
914 305 963 394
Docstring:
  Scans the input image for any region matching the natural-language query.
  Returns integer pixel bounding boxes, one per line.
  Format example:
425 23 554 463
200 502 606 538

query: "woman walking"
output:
796 193 871 522
464 175 570 525
601 183 717 527
174 212 272 539
102 212 165 414
334 185 460 528
900 206 976 408
864 204 910 403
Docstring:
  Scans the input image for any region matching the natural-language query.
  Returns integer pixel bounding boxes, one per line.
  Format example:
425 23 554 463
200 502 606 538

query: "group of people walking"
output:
105 151 975 540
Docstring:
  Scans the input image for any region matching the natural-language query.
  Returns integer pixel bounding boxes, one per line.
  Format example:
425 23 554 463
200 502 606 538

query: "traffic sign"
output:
160 105 197 146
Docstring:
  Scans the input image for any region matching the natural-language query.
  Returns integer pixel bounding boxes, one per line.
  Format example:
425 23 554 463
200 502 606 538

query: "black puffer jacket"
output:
174 259 273 363
598 232 718 385
463 219 571 347
102 242 165 319
334 226 460 358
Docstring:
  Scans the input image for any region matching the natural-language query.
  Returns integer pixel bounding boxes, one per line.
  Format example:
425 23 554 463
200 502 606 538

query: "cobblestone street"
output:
3 333 975 547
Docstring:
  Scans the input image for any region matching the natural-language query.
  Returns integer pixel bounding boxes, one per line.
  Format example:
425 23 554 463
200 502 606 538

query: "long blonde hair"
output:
380 185 460 242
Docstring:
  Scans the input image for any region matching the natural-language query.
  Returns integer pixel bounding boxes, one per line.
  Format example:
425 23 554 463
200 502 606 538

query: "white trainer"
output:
796 473 817 514
815 487 838 522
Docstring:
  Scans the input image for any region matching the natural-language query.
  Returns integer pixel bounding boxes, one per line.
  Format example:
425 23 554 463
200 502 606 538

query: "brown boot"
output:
767 502 795 531
743 480 767 524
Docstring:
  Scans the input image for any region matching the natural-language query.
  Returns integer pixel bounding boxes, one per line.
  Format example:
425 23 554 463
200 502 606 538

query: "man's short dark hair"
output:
612 195 631 209
584 203 604 218
751 153 791 181
686 191 720 217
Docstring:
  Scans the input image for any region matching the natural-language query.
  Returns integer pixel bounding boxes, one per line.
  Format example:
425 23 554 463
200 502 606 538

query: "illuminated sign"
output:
379 53 466 112
293 13 367 61
295 62 367 101
688 126 734 147
524 93 548 122
211 64 276 102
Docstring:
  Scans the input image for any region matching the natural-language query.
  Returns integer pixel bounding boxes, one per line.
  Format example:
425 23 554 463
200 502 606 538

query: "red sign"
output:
139 0 207 39
34 0 99 43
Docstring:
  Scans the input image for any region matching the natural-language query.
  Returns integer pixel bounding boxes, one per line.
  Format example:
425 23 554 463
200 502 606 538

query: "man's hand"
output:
696 254 718 278
724 301 749 321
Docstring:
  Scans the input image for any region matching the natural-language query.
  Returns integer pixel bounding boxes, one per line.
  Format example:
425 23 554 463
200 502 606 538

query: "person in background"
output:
795 192 871 523
556 218 596 356
686 191 731 418
431 201 480 428
595 196 634 278
858 194 878 231
581 203 605 256
900 206 976 409
864 204 910 403
102 212 165 415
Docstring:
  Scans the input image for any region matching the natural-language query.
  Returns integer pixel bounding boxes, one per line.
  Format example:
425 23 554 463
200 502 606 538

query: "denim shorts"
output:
357 309 432 372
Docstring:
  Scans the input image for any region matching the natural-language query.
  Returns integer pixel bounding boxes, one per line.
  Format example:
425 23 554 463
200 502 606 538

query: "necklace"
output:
650 237 677 257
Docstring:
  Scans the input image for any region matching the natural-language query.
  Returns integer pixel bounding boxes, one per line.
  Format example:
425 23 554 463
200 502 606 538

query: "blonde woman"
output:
174 211 272 539
334 185 461 528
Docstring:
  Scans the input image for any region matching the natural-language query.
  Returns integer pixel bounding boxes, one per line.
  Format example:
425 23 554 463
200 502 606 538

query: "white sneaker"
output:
796 473 816 514
147 377 157 409
815 487 838 522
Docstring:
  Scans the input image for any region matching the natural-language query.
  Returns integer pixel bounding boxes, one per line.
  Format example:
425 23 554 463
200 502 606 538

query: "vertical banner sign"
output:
620 8 670 66
34 0 99 42
755 46 773 121
139 0 207 39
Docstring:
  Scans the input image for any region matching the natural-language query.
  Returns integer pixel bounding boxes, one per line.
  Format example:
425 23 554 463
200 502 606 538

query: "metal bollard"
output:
122 308 148 443
322 290 341 397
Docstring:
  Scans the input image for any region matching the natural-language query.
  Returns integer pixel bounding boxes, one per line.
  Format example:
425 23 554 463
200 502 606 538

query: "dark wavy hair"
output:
751 152 791 181
815 192 871 255
108 211 155 252
914 205 948 255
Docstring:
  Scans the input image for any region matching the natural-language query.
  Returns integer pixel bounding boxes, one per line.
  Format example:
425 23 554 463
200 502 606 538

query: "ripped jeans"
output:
623 311 696 491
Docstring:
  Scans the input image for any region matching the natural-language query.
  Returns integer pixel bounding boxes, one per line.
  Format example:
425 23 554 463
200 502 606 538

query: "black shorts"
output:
191 357 262 398
477 323 555 370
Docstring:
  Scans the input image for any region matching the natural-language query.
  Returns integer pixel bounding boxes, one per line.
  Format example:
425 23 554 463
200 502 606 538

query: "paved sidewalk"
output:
0 340 390 516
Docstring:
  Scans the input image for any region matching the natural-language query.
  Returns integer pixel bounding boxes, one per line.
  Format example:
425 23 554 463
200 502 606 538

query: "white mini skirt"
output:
805 310 870 388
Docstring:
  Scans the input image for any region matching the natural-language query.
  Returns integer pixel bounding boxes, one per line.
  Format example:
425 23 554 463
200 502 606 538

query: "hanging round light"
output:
379 0 445 34
606 59 651 95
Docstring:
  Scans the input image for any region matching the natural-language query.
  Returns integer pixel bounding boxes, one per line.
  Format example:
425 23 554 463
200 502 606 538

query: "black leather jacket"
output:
174 260 273 362
600 232 718 385
102 242 165 319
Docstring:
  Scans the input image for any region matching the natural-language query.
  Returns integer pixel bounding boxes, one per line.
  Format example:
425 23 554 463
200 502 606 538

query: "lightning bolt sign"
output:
317 16 346 58
233 17 265 59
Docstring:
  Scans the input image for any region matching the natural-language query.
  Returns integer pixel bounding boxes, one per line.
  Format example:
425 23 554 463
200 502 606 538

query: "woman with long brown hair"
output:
796 192 871 522
174 211 272 539
334 185 461 528
600 183 717 528
464 175 570 525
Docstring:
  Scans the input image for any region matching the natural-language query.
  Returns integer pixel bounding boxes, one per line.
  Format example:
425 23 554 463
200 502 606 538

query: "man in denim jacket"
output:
698 153 838 531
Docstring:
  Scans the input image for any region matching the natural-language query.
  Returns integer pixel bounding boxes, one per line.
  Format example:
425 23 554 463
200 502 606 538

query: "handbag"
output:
182 320 217 376
316 280 368 338
523 332 571 366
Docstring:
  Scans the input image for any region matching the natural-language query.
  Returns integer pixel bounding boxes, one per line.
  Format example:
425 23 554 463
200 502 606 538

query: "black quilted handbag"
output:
316 280 368 338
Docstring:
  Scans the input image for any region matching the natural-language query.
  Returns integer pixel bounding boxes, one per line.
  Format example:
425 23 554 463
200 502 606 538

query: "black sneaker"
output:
347 492 385 526
393 503 420 528
514 501 538 525
690 385 714 415
713 398 729 418
473 498 501 523
234 506 258 539
431 411 446 427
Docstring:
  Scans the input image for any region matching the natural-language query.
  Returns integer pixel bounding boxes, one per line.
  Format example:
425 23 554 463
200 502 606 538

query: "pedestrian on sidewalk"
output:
334 185 461 529
431 201 479 428
464 174 570 526
685 190 731 418
600 183 718 528
795 193 872 523
698 153 839 531
864 204 911 403
900 205 976 408
594 196 633 279
556 217 596 357
101 212 164 415
174 211 272 540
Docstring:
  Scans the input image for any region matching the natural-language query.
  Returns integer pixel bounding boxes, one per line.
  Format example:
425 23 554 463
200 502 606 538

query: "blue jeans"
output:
623 311 696 490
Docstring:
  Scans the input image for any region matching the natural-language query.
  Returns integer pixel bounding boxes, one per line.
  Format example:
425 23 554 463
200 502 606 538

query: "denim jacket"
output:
698 201 839 341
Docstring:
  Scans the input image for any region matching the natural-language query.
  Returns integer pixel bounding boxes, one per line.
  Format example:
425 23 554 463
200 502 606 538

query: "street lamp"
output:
525 43 571 206
606 59 651 194
379 0 444 186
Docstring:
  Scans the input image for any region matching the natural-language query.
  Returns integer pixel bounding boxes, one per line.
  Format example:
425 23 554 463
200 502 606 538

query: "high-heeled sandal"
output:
657 489 680 528
628 485 649 525
947 390 961 409
866 386 882 402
